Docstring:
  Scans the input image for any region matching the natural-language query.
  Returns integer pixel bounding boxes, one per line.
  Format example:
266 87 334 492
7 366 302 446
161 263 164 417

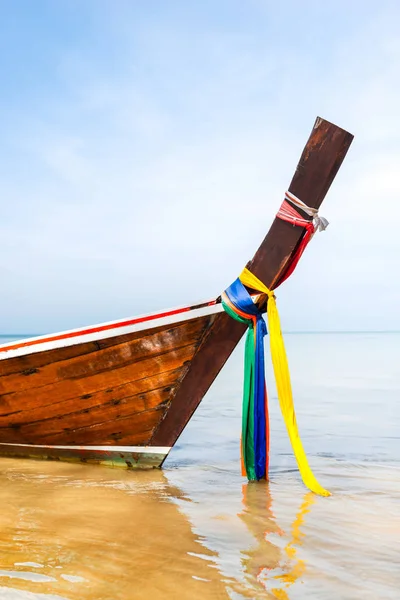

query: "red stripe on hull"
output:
0 300 217 354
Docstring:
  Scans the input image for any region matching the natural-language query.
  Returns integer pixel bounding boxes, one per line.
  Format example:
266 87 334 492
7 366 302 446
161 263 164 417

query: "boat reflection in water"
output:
0 457 314 600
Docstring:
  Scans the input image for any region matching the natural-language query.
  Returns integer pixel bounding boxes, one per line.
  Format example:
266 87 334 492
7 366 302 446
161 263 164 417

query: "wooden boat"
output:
0 117 353 469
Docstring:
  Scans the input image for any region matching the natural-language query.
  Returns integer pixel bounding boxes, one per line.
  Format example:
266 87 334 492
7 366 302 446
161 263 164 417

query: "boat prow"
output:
0 117 353 469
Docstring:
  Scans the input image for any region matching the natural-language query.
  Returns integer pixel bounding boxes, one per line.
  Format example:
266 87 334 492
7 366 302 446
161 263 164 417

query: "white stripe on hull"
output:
0 303 223 360
0 442 171 469
0 442 171 454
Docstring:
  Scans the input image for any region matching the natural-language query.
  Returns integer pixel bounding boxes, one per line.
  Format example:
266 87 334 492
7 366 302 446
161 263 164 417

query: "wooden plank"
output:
0 403 164 445
34 406 164 446
0 314 216 377
0 367 182 427
0 389 172 442
0 317 213 390
0 340 100 377
0 342 196 417
151 117 354 449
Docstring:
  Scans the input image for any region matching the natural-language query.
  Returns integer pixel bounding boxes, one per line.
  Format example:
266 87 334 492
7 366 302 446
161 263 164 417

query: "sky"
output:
0 0 399 334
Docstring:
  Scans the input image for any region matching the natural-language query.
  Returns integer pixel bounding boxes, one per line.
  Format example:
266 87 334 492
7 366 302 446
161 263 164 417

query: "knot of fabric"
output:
279 191 329 234
314 215 329 232
273 192 330 289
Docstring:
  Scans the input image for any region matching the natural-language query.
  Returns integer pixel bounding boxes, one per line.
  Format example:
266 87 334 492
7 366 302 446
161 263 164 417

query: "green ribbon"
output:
222 300 257 480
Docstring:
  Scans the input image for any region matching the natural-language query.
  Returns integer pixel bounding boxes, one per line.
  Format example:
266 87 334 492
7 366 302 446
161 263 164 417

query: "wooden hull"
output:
0 303 221 467
0 117 353 469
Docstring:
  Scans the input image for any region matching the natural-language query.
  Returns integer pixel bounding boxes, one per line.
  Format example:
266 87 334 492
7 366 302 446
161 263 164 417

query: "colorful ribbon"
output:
223 266 330 497
221 278 269 481
274 191 328 288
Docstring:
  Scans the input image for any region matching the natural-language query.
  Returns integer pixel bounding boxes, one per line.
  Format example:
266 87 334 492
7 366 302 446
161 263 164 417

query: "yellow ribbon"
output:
239 267 330 497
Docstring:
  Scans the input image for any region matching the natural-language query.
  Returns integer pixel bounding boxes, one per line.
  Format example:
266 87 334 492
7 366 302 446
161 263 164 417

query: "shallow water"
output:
0 333 399 599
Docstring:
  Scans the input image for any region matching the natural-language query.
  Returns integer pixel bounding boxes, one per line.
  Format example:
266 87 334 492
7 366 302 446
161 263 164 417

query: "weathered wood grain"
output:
0 318 212 385
0 392 171 444
38 407 164 446
0 315 215 448
0 368 181 426
0 343 194 413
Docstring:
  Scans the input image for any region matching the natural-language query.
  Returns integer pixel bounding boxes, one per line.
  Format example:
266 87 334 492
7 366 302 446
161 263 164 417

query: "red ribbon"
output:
275 199 316 288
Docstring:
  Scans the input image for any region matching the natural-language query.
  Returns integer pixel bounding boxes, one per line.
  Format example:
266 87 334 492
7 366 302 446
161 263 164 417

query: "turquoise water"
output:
0 333 399 599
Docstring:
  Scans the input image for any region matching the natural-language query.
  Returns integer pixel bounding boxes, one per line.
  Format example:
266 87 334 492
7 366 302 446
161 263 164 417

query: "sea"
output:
0 332 399 600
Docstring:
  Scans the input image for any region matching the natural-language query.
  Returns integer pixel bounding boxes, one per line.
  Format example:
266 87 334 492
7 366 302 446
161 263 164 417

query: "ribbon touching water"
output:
221 279 269 481
222 191 331 496
239 268 330 497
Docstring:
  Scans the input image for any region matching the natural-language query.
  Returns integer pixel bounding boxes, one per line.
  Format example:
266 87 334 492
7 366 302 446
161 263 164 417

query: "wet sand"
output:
0 460 232 600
